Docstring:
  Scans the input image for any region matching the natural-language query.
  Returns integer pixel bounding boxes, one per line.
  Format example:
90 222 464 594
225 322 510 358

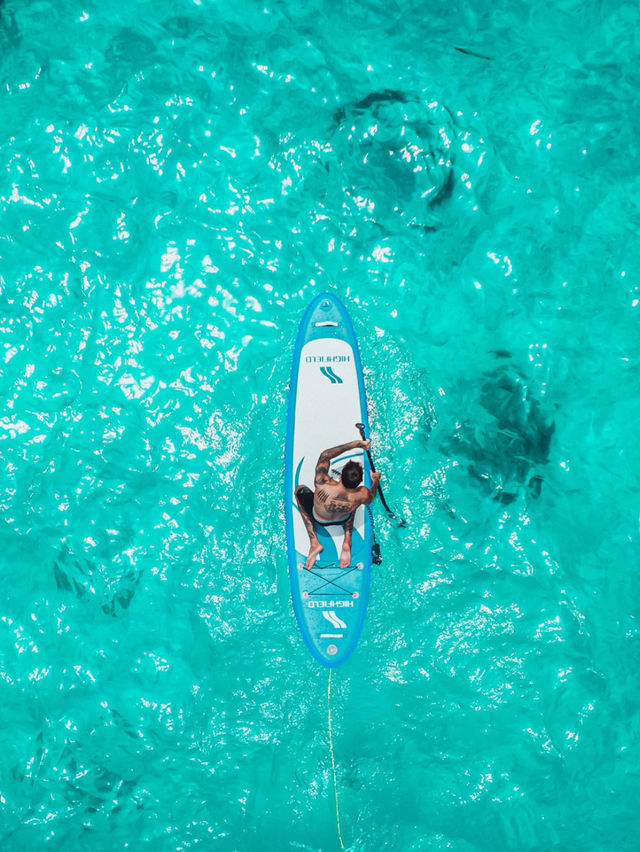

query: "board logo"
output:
322 610 347 629
319 366 343 384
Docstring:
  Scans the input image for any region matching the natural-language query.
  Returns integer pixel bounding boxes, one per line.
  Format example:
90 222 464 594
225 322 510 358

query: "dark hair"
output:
341 460 363 489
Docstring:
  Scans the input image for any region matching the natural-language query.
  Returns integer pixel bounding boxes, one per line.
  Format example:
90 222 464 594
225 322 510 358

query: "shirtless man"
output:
295 439 381 570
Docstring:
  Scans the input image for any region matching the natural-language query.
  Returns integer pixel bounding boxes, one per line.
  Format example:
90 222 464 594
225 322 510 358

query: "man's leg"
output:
339 512 355 569
295 486 323 569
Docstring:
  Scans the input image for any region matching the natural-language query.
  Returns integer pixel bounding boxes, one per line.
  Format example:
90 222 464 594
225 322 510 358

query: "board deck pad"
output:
285 293 372 667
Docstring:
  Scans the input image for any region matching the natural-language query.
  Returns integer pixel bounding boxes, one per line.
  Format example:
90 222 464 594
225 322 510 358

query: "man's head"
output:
341 460 363 489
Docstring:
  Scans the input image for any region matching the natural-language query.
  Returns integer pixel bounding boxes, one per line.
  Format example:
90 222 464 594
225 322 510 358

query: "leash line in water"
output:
327 669 345 850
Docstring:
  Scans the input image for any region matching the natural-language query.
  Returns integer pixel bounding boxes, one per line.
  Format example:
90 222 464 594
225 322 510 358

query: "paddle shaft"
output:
355 423 403 524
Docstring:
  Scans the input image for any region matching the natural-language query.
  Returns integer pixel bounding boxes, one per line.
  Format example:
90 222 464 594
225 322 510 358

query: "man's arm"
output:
363 470 381 504
315 440 369 484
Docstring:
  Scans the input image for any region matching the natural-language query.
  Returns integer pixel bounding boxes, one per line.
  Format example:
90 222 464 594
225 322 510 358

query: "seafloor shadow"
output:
443 351 556 504
330 89 457 232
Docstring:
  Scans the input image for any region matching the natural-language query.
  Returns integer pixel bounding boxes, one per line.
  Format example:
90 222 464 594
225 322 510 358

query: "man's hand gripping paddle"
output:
356 423 406 528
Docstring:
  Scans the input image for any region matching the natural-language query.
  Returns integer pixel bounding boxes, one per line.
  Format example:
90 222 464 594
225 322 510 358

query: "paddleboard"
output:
285 293 373 667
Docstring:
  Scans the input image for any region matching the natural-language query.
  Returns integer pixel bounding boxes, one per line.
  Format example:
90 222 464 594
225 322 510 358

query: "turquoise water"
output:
2 0 639 848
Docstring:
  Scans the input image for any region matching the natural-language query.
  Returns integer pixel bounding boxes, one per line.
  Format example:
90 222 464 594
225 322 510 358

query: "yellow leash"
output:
327 669 345 850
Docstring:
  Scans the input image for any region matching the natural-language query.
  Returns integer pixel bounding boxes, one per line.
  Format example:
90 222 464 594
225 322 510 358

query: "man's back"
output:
313 478 369 522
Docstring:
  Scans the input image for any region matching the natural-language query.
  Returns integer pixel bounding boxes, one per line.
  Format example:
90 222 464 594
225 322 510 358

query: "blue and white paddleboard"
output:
285 293 373 667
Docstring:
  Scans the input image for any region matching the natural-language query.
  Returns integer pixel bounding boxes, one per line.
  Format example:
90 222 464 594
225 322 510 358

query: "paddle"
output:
355 422 406 528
